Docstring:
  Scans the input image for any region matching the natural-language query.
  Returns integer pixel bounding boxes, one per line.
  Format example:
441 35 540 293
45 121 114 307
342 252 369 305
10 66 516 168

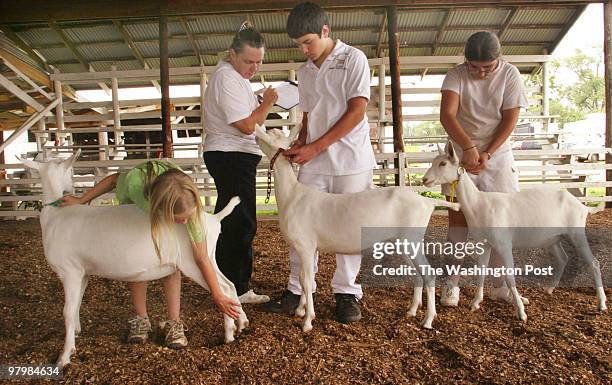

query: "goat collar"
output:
265 148 284 204
269 148 284 171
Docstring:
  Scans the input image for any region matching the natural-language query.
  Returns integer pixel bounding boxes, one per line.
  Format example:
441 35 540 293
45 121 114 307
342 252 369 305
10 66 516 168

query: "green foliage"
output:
409 120 446 137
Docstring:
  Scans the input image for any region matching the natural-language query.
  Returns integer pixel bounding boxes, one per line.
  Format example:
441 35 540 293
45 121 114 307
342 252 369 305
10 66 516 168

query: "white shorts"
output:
442 148 519 195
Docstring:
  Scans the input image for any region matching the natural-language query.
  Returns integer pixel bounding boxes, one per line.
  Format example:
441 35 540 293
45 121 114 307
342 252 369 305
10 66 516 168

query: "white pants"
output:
287 169 373 299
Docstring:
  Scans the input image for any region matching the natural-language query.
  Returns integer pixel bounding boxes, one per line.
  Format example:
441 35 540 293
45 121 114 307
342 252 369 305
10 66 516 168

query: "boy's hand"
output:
213 293 242 320
284 143 321 165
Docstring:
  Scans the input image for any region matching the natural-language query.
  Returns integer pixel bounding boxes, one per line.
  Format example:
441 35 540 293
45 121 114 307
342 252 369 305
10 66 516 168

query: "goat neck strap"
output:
269 148 283 171
265 149 283 204
449 180 459 203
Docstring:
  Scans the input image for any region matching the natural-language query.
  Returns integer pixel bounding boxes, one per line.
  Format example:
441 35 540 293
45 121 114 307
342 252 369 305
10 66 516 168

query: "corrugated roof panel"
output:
328 10 382 29
134 41 159 58
399 31 436 45
37 47 78 63
188 14 248 34
504 29 561 43
262 33 293 49
448 8 509 27
144 56 200 69
435 46 464 56
123 22 158 40
53 63 86 74
263 49 305 64
15 27 63 45
0 33 41 69
61 24 121 44
169 39 194 57
335 30 378 46
168 21 184 36
78 43 133 61
89 60 142 72
399 47 431 57
251 13 289 31
398 10 446 28
503 45 543 56
203 35 233 52
512 7 576 25
440 29 489 44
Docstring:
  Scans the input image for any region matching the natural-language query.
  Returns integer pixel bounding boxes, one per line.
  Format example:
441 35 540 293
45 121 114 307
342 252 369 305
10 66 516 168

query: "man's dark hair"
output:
464 31 501 61
286 2 329 39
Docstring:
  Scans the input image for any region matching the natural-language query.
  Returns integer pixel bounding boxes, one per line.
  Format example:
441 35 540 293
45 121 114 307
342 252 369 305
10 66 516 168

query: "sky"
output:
77 4 606 102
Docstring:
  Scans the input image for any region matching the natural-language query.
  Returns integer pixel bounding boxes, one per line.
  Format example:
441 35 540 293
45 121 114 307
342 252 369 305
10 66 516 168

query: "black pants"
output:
204 151 261 296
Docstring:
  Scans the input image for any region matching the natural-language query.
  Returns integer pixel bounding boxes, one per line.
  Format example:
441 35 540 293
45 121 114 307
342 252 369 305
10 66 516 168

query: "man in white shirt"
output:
267 2 376 324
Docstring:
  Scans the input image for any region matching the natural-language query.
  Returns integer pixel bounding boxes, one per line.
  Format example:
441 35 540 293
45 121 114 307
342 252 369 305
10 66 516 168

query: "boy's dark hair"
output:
286 2 329 39
230 21 265 53
464 31 501 61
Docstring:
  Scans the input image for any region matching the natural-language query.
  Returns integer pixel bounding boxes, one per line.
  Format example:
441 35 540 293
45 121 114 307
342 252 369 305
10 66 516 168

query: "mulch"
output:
0 211 610 384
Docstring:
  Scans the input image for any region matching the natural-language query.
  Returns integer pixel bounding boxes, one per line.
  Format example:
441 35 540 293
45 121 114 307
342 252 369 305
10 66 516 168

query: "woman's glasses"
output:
466 59 499 75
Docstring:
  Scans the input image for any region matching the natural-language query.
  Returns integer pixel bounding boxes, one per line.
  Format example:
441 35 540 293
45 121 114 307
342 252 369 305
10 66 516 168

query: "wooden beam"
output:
387 5 404 187
0 72 45 111
549 5 588 53
498 7 519 41
112 19 161 91
375 11 387 58
0 49 51 89
49 21 111 93
0 1 596 24
0 26 50 72
181 17 203 65
160 16 173 158
605 0 612 208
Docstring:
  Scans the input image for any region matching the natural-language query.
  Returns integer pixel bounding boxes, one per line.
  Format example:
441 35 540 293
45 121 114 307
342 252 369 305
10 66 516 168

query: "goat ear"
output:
254 124 272 144
288 123 302 143
437 143 445 156
447 142 459 163
18 156 40 170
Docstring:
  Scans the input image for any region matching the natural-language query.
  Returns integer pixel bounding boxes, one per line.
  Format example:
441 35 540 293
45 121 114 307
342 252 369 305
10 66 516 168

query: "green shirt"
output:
115 160 204 244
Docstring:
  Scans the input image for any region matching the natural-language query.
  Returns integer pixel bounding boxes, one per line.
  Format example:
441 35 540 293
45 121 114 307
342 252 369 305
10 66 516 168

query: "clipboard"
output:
257 80 299 110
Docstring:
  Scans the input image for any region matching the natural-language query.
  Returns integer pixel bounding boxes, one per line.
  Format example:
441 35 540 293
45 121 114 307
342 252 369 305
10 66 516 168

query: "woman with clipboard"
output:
203 22 277 305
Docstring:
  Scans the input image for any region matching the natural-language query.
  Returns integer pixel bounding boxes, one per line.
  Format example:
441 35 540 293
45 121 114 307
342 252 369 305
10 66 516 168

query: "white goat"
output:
20 151 248 368
422 142 607 320
254 125 461 331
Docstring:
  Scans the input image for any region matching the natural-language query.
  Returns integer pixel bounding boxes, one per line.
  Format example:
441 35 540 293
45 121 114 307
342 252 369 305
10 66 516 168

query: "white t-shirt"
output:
297 40 376 176
203 61 262 156
441 59 528 152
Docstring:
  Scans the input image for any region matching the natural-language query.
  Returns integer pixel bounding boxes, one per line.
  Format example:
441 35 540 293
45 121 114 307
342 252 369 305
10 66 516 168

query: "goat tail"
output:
216 196 241 220
427 198 461 212
587 205 604 215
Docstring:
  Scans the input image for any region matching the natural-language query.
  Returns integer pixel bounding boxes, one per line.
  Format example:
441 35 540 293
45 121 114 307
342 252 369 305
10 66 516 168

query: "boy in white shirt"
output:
267 2 376 324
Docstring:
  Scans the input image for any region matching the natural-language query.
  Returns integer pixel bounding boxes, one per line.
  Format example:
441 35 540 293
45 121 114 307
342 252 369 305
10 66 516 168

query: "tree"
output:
526 48 604 127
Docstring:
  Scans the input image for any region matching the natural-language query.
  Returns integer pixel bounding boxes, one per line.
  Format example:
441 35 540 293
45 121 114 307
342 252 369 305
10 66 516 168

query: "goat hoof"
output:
544 287 554 295
302 323 313 332
224 335 235 343
517 312 527 322
470 301 481 312
599 303 608 312
295 307 306 317
521 296 530 305
407 309 417 317
420 320 433 330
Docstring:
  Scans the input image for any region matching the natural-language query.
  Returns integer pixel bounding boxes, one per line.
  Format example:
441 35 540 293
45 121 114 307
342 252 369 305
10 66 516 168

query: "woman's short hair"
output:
465 31 501 61
230 21 265 54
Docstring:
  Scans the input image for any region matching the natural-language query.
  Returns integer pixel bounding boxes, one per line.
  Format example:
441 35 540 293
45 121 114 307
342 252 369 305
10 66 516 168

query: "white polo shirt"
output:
297 40 376 176
203 61 262 156
441 59 528 153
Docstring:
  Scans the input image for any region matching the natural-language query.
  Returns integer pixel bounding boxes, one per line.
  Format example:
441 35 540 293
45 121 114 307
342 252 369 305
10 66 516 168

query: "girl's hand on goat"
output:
461 146 480 172
466 152 489 175
59 195 84 207
213 293 242 320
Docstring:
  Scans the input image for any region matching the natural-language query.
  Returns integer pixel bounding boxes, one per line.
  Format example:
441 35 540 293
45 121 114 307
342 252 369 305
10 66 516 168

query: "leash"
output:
448 167 465 203
265 148 283 204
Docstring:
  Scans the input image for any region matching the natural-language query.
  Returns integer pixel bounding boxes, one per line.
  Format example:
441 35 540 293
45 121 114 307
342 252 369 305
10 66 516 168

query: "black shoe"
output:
266 290 301 314
335 294 362 324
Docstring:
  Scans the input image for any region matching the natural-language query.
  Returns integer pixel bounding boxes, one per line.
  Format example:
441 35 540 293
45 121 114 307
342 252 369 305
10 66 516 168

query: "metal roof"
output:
0 3 591 91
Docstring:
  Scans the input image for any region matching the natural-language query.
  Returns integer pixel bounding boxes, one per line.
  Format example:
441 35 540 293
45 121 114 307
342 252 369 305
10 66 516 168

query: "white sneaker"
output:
440 283 460 307
238 290 270 304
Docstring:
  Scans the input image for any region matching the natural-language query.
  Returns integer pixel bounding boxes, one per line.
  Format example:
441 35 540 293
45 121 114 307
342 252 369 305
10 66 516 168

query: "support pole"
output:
53 73 67 145
111 65 123 150
378 62 386 152
289 68 297 125
542 50 550 132
386 5 405 186
160 15 173 158
605 1 612 207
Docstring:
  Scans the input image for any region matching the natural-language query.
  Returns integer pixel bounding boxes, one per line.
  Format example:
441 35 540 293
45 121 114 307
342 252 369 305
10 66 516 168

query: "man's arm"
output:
231 87 278 135
284 97 367 164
